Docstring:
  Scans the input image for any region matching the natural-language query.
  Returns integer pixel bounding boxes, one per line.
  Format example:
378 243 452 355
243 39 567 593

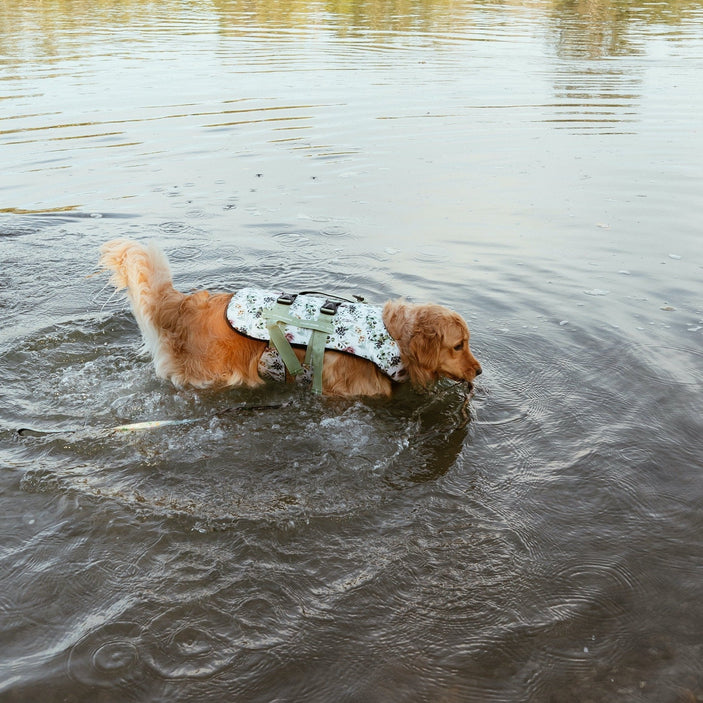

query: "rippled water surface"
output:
2 1 703 701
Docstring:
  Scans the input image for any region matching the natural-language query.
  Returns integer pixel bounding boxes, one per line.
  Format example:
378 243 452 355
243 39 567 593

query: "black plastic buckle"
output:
320 300 341 316
277 293 298 306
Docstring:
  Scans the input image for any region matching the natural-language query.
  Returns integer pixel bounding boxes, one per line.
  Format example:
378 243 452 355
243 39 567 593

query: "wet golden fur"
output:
99 239 482 397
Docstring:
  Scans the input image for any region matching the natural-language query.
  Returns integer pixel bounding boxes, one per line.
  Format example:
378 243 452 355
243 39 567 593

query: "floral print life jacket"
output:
225 288 407 382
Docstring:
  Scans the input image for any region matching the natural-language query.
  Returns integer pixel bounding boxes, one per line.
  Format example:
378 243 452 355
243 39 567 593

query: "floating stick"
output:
16 402 287 438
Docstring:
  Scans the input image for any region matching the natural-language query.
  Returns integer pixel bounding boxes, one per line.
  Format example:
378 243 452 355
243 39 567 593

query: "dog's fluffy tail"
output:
99 238 182 361
99 239 264 389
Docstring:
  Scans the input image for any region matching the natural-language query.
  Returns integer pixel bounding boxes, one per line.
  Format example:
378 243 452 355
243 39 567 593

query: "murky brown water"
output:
2 1 703 701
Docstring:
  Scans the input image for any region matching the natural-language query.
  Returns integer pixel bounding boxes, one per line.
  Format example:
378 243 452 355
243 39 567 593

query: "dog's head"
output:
383 300 482 390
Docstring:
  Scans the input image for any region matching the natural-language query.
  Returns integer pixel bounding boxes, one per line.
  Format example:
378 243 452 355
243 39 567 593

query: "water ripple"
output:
68 621 144 687
142 603 241 679
167 244 205 261
270 229 314 246
156 221 202 237
546 558 638 623
319 224 351 238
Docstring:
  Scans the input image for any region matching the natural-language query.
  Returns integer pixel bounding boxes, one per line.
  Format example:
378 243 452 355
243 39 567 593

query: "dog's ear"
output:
384 300 445 389
383 299 411 342
407 328 441 388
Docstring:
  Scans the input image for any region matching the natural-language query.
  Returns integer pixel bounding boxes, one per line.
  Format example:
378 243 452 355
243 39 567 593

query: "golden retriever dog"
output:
99 239 482 397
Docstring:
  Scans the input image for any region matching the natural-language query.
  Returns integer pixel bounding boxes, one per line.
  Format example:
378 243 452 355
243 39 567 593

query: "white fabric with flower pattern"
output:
226 288 407 382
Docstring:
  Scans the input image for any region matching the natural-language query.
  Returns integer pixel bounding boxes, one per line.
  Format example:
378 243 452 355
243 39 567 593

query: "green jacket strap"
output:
261 303 336 393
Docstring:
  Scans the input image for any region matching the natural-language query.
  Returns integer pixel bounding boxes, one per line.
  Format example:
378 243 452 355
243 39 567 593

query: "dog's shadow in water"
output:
224 381 473 489
373 383 473 488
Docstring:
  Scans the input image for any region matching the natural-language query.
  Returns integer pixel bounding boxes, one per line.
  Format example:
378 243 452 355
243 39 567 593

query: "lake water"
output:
2 0 703 700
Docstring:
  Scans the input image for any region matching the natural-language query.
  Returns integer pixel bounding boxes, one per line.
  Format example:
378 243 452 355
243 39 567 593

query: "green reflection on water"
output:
1 0 702 60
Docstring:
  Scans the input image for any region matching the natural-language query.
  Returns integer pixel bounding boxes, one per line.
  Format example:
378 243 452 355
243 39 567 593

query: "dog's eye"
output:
453 341 464 351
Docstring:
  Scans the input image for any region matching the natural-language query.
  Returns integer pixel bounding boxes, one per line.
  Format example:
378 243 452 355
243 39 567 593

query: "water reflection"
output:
551 0 703 58
3 0 703 57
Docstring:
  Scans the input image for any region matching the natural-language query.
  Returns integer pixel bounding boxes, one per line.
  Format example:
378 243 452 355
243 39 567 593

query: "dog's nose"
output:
475 366 482 376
